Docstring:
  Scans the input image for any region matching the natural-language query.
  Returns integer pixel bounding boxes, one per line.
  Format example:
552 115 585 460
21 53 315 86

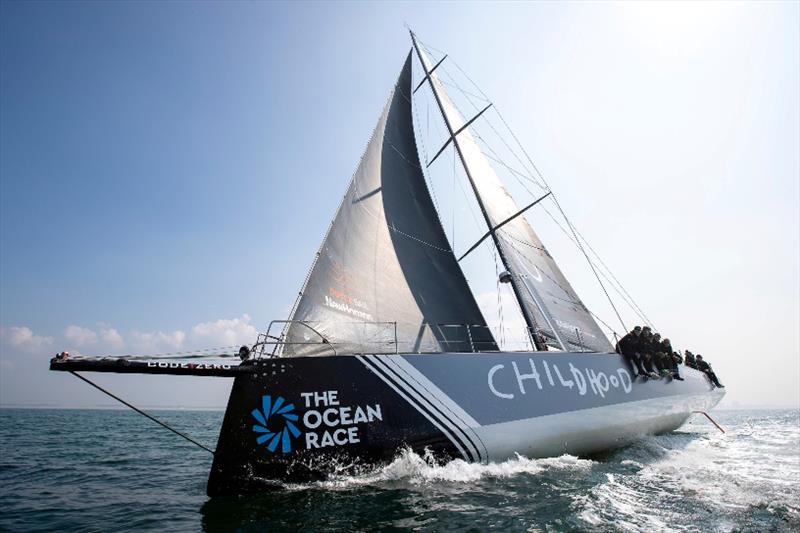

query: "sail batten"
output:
283 52 496 356
412 38 614 354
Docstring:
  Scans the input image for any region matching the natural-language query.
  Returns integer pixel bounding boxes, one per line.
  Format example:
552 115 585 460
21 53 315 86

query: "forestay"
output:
282 53 497 356
415 47 614 353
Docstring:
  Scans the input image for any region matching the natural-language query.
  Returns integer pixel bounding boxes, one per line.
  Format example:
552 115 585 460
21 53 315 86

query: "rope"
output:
571 225 657 329
435 50 637 333
550 194 627 332
411 81 442 216
69 352 238 362
70 371 216 454
456 67 628 331
538 205 655 329
692 411 726 433
76 345 241 359
416 35 664 341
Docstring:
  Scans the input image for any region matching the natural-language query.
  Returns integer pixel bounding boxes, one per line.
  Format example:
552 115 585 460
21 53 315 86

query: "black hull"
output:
207 352 723 496
207 356 459 495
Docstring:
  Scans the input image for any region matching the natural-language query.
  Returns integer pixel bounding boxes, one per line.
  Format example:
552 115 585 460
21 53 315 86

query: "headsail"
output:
413 41 613 353
282 53 497 356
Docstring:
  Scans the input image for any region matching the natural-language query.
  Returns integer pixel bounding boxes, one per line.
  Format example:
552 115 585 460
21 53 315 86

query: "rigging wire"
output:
415 52 515 349
452 152 512 348
66 345 242 360
70 371 215 455
432 56 548 190
420 39 649 333
412 90 442 215
494 249 506 348
571 226 656 329
468 123 653 328
481 142 654 330
452 138 457 248
444 58 635 331
537 205 656 329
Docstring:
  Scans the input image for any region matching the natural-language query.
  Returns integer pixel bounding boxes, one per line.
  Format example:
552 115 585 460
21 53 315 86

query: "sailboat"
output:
50 32 725 497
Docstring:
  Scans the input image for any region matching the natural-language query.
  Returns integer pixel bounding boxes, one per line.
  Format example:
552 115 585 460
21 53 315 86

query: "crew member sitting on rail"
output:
535 331 549 352
651 333 671 376
684 350 697 369
662 339 684 380
637 327 661 379
616 326 646 377
695 355 724 388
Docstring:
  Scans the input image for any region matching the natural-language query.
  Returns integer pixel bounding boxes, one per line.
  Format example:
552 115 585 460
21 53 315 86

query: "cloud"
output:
0 326 54 352
190 314 258 347
100 328 124 350
125 315 256 354
1 314 258 357
129 329 186 354
61 325 124 353
64 325 98 346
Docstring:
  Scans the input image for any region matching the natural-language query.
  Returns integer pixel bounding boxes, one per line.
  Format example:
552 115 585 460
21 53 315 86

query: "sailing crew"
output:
651 333 670 376
535 331 549 352
684 351 697 369
695 355 724 388
661 338 684 380
637 327 660 379
616 326 647 376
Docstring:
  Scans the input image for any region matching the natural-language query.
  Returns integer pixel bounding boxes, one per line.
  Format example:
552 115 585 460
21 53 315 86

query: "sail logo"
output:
325 286 373 321
251 395 302 453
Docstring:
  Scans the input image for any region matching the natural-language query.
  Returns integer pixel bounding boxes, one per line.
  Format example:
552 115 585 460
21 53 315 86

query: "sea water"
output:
0 408 797 532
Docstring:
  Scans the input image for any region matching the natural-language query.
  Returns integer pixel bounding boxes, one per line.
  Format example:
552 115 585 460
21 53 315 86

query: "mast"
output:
409 31 547 351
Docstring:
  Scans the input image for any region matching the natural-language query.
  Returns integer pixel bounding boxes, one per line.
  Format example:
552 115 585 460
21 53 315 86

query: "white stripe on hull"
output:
373 354 488 461
474 389 725 461
356 355 480 461
361 352 724 464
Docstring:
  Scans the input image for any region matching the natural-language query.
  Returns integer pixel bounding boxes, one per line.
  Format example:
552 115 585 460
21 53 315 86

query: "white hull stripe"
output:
356 355 480 462
379 355 488 461
367 355 483 462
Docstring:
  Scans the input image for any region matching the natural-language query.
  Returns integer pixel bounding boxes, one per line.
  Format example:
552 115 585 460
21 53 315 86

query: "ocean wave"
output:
286 448 595 490
571 415 800 532
3 409 798 532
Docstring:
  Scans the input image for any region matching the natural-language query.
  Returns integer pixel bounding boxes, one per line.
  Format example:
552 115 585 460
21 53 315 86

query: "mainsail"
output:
413 41 614 353
282 53 497 356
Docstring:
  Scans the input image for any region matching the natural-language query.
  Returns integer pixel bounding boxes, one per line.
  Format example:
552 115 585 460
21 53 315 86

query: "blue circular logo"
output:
251 394 301 453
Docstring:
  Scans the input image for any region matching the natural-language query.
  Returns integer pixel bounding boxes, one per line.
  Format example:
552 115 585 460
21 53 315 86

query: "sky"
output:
1 1 798 410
